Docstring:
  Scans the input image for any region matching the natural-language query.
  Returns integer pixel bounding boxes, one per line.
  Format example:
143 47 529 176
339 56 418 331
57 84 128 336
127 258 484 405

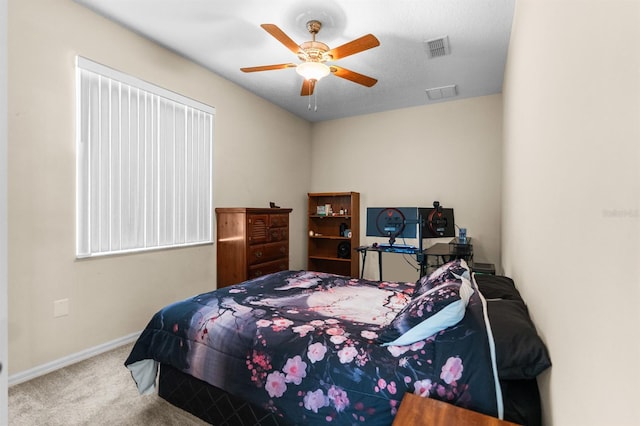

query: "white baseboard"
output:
8 331 141 386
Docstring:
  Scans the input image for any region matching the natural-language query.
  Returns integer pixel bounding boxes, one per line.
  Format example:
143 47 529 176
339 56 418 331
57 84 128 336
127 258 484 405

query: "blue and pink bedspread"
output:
125 269 501 425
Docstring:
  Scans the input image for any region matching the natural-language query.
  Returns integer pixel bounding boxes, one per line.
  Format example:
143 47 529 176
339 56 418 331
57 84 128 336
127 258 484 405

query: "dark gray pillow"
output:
475 274 524 302
487 299 551 380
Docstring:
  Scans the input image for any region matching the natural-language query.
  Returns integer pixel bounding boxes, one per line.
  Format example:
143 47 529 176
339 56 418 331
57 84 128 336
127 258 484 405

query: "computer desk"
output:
356 238 473 281
424 238 474 273
355 245 426 281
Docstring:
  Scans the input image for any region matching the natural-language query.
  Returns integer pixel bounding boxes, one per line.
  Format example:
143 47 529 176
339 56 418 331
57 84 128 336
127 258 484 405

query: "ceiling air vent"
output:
424 36 450 58
425 85 457 100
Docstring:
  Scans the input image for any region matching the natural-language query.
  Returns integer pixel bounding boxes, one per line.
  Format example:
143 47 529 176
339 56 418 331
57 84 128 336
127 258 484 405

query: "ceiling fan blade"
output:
327 34 380 60
240 63 296 73
330 66 378 87
260 24 301 55
300 79 316 96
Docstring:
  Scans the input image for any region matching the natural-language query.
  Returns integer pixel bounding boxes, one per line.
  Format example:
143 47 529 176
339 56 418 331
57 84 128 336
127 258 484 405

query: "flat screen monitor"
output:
422 207 455 238
366 207 421 239
366 206 456 240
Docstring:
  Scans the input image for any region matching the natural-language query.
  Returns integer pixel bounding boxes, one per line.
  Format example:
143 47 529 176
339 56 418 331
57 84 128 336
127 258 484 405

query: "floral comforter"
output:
125 270 501 425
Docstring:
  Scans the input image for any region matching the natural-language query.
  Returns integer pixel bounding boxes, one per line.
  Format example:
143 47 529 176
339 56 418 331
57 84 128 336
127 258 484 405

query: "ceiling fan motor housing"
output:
298 41 331 62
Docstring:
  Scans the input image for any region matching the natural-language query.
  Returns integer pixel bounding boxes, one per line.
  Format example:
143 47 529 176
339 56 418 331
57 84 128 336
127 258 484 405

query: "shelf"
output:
308 191 360 277
310 235 350 240
309 255 352 263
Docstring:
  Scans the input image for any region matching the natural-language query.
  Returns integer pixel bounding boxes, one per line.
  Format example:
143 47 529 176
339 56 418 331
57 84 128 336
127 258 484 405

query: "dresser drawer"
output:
248 242 288 266
268 227 288 242
247 214 269 244
269 213 289 228
247 258 289 279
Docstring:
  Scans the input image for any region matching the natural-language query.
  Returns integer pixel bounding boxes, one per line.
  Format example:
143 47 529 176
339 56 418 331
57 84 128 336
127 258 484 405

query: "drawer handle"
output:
279 246 286 254
255 251 263 258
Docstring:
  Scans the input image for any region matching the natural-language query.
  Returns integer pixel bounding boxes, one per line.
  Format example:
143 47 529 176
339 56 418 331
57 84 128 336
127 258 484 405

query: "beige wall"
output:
8 0 311 374
1 0 8 420
503 1 640 425
311 96 503 282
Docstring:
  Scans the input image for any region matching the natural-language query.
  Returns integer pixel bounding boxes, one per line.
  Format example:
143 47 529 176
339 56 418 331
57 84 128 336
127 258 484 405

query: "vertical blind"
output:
76 57 214 258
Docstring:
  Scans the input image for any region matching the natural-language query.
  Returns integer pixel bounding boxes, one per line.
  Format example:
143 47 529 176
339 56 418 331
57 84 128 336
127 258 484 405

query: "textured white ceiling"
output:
75 0 515 122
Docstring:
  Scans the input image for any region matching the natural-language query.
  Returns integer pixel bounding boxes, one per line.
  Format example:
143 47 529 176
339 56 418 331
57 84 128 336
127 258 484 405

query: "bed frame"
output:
158 363 291 426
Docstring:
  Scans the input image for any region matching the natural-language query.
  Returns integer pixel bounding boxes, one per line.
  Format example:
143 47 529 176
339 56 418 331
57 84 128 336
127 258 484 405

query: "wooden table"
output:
393 393 520 426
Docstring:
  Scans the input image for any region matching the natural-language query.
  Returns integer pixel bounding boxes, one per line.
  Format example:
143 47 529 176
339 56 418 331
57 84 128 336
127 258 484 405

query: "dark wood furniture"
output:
307 192 360 277
393 392 520 426
215 207 292 289
424 238 474 274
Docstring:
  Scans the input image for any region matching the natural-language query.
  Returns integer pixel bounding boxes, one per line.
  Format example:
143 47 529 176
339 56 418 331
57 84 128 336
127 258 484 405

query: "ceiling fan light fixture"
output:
296 61 331 81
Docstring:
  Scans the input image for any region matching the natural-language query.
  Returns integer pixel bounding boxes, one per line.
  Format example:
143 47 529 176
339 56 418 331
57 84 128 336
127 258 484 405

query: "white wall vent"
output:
424 36 451 58
425 84 457 100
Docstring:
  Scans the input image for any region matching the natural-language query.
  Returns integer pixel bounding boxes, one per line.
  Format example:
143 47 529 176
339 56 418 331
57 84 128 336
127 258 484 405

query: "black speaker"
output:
337 241 351 259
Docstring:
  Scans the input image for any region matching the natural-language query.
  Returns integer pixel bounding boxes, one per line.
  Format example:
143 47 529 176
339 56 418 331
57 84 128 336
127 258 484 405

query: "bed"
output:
125 260 550 425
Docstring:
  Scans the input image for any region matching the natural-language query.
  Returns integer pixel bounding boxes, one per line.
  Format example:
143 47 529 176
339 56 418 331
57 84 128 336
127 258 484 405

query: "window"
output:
76 57 214 257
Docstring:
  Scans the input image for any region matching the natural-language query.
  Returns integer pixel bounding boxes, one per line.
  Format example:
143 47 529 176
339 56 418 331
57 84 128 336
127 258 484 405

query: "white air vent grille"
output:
424 36 451 58
425 85 457 100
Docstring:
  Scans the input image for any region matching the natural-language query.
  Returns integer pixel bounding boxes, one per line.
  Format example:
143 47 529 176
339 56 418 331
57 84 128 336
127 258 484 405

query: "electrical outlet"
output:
53 299 69 317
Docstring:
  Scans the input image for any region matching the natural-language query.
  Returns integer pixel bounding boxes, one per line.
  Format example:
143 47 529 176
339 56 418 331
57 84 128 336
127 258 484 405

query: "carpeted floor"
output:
8 343 208 425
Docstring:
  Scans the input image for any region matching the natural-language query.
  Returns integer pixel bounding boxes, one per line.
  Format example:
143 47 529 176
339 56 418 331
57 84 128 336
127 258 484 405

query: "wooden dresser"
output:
215 207 292 289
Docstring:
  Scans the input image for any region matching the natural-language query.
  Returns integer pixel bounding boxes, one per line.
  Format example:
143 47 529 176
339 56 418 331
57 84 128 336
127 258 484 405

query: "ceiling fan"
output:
241 20 380 96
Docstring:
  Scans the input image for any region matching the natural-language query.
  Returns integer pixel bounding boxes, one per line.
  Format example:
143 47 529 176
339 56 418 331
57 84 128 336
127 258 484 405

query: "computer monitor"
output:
422 206 455 238
366 205 456 241
366 207 421 239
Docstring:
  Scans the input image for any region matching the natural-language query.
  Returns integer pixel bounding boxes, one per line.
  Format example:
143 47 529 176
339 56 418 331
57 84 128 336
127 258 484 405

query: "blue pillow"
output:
378 277 474 346
414 258 471 297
